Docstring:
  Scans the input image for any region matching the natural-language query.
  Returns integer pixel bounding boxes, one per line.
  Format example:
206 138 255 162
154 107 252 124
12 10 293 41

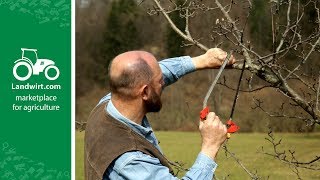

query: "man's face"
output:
144 65 164 112
144 86 162 112
141 55 165 113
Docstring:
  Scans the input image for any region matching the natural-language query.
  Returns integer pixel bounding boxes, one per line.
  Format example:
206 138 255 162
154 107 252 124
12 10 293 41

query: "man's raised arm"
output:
159 48 235 87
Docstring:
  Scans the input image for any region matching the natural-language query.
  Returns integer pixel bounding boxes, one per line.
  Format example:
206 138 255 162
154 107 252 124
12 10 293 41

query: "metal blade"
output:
229 60 246 120
203 51 233 108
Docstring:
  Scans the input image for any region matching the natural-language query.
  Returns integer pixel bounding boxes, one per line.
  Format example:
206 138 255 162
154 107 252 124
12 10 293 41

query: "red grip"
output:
200 107 209 120
227 120 240 133
200 108 240 134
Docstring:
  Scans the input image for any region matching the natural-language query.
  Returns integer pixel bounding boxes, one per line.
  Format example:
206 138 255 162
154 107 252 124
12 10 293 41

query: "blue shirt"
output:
99 56 218 180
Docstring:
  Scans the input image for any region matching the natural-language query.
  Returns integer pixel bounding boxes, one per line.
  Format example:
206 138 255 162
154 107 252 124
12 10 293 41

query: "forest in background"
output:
76 0 320 132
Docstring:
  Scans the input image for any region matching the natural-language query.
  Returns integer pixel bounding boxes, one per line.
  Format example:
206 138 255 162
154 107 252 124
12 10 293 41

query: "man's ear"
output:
141 85 150 100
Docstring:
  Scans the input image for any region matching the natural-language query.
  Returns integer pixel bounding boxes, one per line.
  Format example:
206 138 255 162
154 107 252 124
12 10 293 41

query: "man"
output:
85 48 236 180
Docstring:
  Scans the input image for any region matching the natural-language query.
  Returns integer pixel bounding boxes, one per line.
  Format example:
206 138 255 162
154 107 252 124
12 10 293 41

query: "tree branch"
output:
222 144 259 179
260 129 320 171
284 36 320 80
152 0 209 51
317 74 320 113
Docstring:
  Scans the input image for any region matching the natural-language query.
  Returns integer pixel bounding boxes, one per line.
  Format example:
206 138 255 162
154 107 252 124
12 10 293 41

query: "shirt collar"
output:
106 100 153 137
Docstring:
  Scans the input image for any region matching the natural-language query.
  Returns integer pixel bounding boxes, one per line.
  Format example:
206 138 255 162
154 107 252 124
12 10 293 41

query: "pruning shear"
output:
200 51 245 138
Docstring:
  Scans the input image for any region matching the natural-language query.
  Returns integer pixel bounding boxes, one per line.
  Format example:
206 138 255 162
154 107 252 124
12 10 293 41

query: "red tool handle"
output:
200 106 209 120
200 107 240 133
226 119 240 133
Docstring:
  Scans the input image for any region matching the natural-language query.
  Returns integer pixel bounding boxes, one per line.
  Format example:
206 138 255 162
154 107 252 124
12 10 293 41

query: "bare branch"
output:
222 144 259 179
168 160 189 176
214 0 254 66
144 0 320 178
252 97 311 123
263 34 318 62
220 83 272 93
284 36 320 80
246 0 252 8
275 0 292 53
260 130 320 171
152 0 209 51
184 7 191 37
317 74 320 113
76 121 86 131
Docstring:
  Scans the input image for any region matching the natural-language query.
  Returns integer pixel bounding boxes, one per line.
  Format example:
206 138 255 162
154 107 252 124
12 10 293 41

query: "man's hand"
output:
199 112 227 160
192 48 236 69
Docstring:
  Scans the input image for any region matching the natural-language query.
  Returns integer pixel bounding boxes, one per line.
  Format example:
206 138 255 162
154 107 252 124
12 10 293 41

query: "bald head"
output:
108 51 159 98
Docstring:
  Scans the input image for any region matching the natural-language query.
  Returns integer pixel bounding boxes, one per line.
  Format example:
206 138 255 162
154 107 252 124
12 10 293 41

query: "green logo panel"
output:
0 1 71 179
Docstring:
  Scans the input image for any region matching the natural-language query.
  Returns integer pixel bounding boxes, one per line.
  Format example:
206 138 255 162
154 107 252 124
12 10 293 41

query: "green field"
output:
76 131 320 179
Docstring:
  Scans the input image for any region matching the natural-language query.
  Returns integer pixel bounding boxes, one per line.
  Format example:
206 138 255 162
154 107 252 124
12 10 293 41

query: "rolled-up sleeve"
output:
159 56 196 87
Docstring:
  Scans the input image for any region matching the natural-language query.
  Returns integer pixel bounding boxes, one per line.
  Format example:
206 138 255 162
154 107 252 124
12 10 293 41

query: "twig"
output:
284 36 320 80
252 97 312 123
317 74 320 112
168 160 189 176
218 81 272 93
222 145 259 179
152 0 209 51
275 0 292 53
260 129 320 171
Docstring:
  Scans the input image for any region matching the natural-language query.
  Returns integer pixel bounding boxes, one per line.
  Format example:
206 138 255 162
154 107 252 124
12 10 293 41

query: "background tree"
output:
249 0 272 50
76 0 320 132
76 0 110 97
145 0 320 178
166 0 186 57
101 0 142 79
76 0 320 178
147 0 320 127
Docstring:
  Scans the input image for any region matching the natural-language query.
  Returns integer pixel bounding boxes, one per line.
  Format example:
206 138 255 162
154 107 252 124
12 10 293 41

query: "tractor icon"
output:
13 48 60 81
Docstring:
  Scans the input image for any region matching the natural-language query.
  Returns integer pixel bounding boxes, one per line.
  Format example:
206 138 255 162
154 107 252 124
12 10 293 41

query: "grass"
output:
76 131 320 179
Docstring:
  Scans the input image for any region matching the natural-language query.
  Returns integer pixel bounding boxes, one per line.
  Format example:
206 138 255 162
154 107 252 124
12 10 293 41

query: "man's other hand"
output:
192 48 236 69
199 112 227 160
